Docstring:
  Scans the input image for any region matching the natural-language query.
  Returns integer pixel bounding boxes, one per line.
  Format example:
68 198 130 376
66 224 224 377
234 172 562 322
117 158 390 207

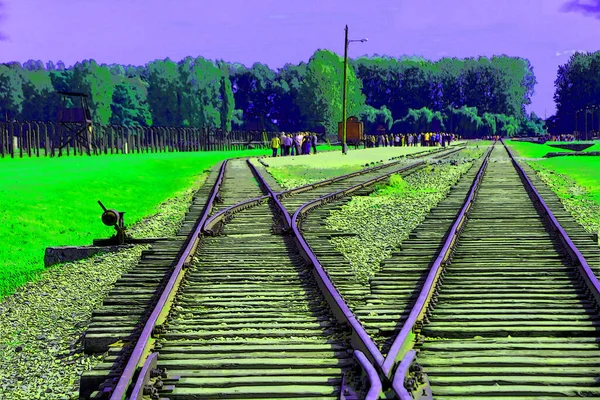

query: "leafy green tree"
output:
361 104 393 133
0 64 25 120
70 60 116 124
146 58 181 126
298 49 365 134
110 78 152 126
454 106 483 137
273 63 307 131
217 60 234 131
481 112 497 136
20 69 58 121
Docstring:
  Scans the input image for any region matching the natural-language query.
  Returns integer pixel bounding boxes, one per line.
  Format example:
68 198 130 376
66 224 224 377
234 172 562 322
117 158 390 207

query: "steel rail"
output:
282 145 470 370
248 159 384 398
205 146 465 235
110 145 467 398
291 160 429 369
503 140 600 306
354 350 384 400
203 195 270 235
385 144 495 398
128 352 158 400
109 160 229 400
275 145 465 198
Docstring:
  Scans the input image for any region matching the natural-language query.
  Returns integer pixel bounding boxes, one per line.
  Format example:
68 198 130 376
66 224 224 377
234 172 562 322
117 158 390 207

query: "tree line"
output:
549 51 600 135
0 50 547 138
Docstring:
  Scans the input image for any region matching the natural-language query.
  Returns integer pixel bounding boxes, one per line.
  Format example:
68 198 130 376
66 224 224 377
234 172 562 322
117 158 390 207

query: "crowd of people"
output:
270 132 318 157
545 134 577 142
269 131 460 157
364 132 457 148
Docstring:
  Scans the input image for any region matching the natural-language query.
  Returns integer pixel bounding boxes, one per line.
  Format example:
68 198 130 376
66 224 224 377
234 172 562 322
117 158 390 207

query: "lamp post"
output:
341 25 367 155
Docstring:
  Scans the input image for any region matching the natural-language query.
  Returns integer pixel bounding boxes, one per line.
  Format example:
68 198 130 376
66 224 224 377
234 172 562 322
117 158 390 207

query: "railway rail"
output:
82 145 465 399
389 142 600 399
298 146 488 356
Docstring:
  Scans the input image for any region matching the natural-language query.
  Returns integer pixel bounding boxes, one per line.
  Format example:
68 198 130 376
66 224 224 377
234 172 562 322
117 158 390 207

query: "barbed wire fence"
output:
0 121 280 158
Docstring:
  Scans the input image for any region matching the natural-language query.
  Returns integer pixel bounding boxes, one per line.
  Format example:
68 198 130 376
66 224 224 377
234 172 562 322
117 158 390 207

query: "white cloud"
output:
556 49 586 56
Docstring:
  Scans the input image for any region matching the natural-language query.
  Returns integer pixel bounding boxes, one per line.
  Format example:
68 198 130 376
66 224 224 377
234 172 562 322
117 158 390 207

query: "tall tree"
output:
20 69 58 121
298 49 365 134
70 60 116 124
217 60 235 131
0 65 25 120
146 58 181 126
110 77 152 126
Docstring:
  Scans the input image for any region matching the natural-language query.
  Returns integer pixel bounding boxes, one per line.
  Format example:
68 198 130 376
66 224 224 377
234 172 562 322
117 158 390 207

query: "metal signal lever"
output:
98 200 126 245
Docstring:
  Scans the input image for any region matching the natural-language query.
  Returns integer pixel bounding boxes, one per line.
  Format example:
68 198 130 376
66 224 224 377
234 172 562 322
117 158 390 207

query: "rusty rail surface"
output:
385 144 494 398
109 160 229 400
503 140 600 305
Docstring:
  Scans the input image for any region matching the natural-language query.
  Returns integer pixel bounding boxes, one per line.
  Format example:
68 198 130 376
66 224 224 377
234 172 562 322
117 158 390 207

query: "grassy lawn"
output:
0 148 281 299
531 157 600 204
505 140 600 236
505 140 573 158
263 144 453 189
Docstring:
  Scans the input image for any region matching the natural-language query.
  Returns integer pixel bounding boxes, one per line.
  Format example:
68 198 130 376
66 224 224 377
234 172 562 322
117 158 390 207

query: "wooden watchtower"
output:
56 91 94 156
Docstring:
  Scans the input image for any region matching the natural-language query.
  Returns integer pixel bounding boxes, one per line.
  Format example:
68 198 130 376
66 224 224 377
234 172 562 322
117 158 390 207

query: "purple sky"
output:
1 0 599 118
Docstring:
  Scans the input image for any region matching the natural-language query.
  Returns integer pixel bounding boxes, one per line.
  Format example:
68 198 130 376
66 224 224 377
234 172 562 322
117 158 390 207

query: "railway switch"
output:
94 201 167 246
98 200 127 245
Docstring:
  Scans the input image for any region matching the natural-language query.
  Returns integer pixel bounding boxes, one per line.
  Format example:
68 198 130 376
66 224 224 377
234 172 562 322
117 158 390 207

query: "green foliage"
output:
20 69 57 121
552 51 600 133
71 60 115 125
177 57 224 128
110 78 153 126
298 50 366 134
0 52 539 137
361 104 393 133
0 148 272 299
0 64 25 119
146 58 181 126
218 61 235 131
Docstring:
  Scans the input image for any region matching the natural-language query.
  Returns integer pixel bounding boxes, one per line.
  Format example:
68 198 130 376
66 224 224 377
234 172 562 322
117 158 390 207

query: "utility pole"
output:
340 26 367 155
342 25 349 155
585 107 588 140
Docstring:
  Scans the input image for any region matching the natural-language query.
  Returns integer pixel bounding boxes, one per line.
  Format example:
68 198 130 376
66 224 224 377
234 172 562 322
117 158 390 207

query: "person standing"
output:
280 132 287 156
270 134 280 157
311 133 318 154
295 132 302 155
302 134 311 155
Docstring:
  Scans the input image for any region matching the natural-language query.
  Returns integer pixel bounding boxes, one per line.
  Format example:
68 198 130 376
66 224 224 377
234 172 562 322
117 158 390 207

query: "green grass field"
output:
506 140 600 234
505 140 574 158
532 157 600 204
0 148 280 299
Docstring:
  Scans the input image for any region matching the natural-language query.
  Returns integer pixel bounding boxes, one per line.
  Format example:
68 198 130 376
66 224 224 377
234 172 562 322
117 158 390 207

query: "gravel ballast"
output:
0 174 208 400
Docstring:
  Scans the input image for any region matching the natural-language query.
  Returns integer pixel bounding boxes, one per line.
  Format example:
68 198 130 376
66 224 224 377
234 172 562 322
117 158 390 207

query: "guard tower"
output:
56 91 94 156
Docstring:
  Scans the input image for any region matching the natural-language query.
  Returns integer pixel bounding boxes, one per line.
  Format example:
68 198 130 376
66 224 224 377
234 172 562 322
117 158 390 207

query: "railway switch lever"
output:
98 200 127 245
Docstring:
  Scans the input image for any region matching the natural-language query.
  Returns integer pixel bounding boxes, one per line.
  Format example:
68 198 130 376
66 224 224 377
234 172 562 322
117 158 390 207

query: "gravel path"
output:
0 174 208 400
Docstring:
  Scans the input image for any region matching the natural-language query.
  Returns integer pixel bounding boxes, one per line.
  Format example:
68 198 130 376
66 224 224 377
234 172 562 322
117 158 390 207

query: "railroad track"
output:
389 142 600 399
82 146 464 399
298 147 488 355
